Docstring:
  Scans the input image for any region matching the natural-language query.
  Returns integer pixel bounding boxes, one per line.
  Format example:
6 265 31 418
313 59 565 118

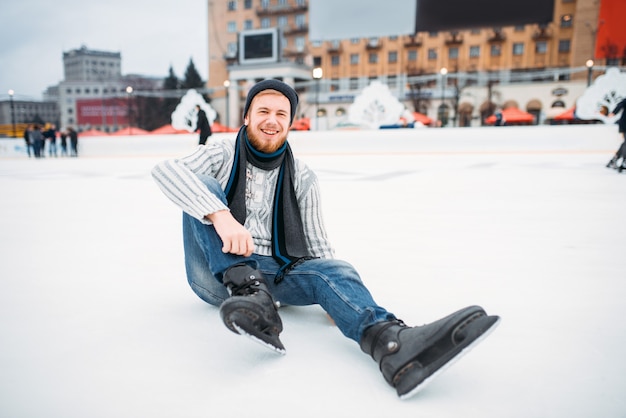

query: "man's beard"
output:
246 127 287 153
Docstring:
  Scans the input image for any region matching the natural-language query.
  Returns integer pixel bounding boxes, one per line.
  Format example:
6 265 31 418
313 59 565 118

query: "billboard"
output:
238 28 279 64
595 0 626 61
309 0 554 40
76 98 129 126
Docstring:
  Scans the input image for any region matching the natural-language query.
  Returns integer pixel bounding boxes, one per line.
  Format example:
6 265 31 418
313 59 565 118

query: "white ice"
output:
1 124 625 418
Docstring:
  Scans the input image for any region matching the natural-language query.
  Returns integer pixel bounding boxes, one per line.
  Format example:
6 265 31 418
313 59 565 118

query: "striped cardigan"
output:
152 136 335 259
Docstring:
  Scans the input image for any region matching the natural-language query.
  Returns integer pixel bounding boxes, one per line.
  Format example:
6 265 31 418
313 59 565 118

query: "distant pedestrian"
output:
67 127 79 157
494 109 505 126
60 129 68 156
29 124 44 158
44 124 58 157
195 104 212 145
23 124 33 157
605 97 626 172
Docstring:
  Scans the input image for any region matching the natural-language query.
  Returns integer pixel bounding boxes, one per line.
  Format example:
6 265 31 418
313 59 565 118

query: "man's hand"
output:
206 210 255 257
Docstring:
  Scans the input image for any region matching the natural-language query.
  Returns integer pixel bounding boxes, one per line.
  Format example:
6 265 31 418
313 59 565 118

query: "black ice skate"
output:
219 263 286 354
360 305 500 400
606 156 618 169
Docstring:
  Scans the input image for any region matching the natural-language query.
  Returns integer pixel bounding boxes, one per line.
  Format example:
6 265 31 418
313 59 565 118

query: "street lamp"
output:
585 59 594 87
439 67 448 128
223 80 230 129
312 67 323 130
8 89 16 138
125 86 133 134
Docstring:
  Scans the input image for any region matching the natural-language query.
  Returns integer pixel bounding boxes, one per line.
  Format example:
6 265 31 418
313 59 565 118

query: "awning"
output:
485 107 535 124
553 107 576 121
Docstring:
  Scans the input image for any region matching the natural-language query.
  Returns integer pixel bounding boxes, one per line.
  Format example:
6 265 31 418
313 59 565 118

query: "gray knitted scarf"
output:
224 126 312 282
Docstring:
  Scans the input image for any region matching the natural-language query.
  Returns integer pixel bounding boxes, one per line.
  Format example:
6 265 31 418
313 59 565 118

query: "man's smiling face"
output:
244 90 291 153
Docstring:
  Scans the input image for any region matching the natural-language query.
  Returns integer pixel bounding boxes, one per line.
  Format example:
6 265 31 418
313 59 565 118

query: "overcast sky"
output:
0 0 207 101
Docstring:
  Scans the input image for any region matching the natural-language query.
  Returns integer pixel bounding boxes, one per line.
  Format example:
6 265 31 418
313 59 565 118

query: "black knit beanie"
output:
243 79 299 124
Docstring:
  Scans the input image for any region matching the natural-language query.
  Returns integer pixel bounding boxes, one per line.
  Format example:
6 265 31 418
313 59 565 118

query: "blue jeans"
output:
182 176 396 343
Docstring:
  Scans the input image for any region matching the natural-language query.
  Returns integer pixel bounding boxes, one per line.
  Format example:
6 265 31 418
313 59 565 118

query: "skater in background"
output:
67 127 78 157
494 109 505 126
606 97 626 172
23 124 33 157
29 124 44 158
59 129 68 157
44 123 58 157
195 104 212 145
152 79 499 399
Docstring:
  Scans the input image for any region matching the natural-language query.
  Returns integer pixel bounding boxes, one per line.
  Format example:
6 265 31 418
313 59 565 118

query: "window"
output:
295 14 305 28
349 77 359 90
227 22 237 33
469 45 480 57
428 48 437 60
490 44 501 56
331 55 340 66
350 53 359 65
350 38 360 44
513 43 524 55
448 47 459 59
227 42 237 56
277 16 288 28
428 31 438 37
369 53 378 64
536 41 547 54
388 51 398 63
388 75 397 88
244 0 252 9
514 25 525 32
560 14 573 28
407 50 417 61
261 0 269 8
295 36 305 51
558 39 571 53
261 17 271 28
227 1 236 11
244 20 253 30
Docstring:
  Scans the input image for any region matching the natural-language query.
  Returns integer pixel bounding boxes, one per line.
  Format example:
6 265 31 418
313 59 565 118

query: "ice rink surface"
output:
1 124 625 418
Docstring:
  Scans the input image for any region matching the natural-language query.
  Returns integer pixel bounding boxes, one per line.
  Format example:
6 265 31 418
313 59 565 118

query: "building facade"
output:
207 0 616 128
45 45 162 133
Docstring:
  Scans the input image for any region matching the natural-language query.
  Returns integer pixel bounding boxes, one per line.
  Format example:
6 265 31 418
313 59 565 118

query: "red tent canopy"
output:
150 124 190 134
291 117 311 131
211 122 238 133
554 107 576 121
111 127 150 135
79 129 108 137
412 112 433 125
485 107 534 125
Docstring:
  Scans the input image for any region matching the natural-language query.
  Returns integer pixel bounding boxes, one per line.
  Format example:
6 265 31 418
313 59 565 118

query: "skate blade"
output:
399 316 501 400
232 323 286 355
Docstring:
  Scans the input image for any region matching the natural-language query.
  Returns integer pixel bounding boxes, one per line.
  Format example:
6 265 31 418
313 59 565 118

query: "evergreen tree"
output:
164 66 180 90
181 58 204 90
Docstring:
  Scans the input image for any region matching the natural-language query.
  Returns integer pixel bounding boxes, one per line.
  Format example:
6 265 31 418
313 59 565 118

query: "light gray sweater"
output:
152 137 335 259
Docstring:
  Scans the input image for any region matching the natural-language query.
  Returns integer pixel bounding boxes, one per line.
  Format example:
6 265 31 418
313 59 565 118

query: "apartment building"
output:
208 0 605 128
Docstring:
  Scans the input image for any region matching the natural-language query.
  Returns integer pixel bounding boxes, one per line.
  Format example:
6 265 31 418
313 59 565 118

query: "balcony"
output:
487 28 506 43
256 3 308 16
532 25 552 41
403 35 423 48
282 46 308 58
365 38 382 50
445 31 464 45
282 24 308 36
327 41 342 53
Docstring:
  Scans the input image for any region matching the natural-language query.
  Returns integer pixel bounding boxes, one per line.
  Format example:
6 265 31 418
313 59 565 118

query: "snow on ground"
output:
1 125 625 418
